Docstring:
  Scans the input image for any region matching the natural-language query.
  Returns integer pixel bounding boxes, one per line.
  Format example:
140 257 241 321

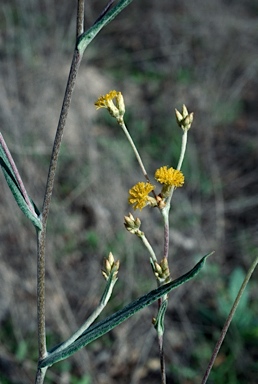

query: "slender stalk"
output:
139 232 157 262
118 120 151 182
201 254 258 384
162 129 188 215
176 130 187 172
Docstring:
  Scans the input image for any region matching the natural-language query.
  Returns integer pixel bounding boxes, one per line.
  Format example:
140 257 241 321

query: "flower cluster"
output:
94 92 188 211
128 166 184 210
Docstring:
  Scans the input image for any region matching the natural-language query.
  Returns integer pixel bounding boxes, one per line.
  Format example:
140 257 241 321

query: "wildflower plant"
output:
1 1 258 384
96 91 200 381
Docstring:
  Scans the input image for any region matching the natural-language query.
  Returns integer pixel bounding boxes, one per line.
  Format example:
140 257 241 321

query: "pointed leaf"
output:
0 145 42 230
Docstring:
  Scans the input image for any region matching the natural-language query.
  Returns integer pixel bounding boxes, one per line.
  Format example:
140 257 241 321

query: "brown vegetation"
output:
0 1 258 383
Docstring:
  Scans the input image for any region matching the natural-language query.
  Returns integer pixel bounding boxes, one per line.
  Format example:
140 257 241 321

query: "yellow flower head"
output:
95 90 125 119
155 166 184 188
128 182 156 211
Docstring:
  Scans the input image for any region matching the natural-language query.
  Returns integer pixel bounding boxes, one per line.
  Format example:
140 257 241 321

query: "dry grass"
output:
0 1 258 383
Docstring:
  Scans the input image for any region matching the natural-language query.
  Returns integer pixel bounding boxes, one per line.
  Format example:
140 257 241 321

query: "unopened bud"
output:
175 105 193 131
124 213 142 235
117 92 125 118
102 252 120 281
153 257 171 283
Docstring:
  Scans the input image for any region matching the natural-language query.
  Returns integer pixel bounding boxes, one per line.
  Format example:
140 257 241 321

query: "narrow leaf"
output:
0 143 42 230
39 252 212 368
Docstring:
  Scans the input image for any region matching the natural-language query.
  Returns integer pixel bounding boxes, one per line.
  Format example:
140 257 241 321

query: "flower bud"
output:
117 92 125 118
175 105 194 131
124 213 142 235
102 252 120 281
153 257 171 283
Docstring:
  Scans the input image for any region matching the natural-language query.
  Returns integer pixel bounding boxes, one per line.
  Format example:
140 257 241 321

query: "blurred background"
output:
0 1 258 383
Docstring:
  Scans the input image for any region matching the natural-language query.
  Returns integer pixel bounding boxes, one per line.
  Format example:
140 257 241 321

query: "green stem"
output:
162 129 188 213
201 254 258 384
176 130 187 172
119 120 151 183
139 232 157 262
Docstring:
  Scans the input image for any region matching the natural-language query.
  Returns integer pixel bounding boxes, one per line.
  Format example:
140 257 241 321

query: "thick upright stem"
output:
36 10 83 382
158 334 166 384
36 49 82 362
35 367 47 384
41 49 82 228
76 0 84 37
37 229 47 360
